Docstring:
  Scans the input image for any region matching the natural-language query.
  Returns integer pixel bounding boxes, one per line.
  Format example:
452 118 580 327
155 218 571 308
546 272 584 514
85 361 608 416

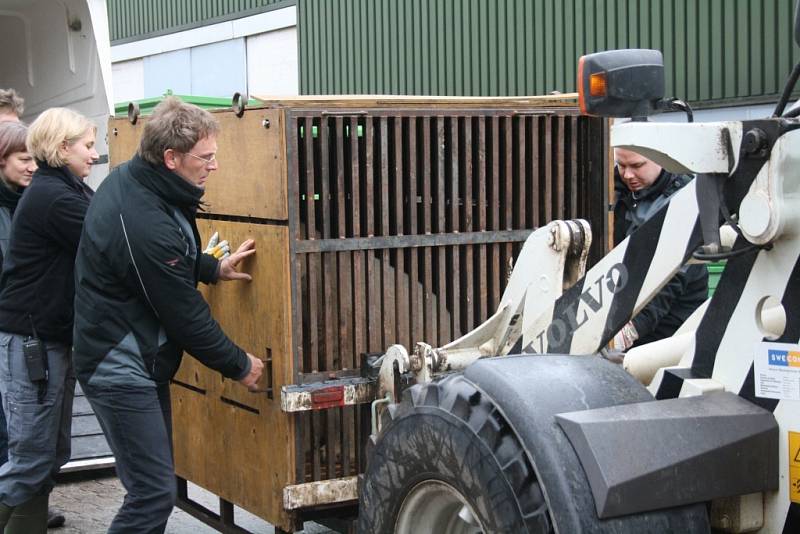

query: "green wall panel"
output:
108 0 294 43
298 0 800 105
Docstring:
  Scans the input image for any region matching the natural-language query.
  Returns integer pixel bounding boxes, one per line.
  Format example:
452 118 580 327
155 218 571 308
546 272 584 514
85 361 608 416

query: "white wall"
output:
111 59 144 103
246 27 299 96
110 5 299 106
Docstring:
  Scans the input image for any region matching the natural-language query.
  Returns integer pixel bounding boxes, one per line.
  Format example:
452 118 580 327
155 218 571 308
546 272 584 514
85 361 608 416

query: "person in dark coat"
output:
72 97 263 533
0 108 97 533
612 147 709 350
0 121 35 469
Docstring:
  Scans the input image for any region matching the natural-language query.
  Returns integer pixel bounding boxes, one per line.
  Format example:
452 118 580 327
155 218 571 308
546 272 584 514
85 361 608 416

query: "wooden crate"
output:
107 95 608 531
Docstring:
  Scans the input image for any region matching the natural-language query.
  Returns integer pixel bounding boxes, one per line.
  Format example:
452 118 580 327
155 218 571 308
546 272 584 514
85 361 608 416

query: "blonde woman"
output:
0 108 96 533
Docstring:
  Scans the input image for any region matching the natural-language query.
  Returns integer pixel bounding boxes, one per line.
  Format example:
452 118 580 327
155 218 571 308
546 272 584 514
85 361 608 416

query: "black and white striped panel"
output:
519 182 703 355
651 233 800 533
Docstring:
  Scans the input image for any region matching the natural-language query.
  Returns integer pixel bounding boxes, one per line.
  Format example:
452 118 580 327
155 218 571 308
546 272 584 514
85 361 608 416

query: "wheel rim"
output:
395 479 485 534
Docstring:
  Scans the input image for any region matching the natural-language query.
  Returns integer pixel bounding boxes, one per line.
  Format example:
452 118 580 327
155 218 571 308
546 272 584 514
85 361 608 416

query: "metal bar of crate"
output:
286 108 607 484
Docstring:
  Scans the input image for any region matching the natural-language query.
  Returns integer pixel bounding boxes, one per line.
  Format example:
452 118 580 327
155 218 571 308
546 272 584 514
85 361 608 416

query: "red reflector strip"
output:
311 386 345 410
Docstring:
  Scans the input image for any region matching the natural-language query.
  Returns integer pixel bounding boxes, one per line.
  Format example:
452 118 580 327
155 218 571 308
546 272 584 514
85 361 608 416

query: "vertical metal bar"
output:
408 118 421 344
450 117 461 338
516 115 526 229
311 410 321 481
421 116 434 344
380 117 394 348
340 406 351 476
321 117 335 373
352 118 366 367
530 116 540 227
336 119 354 485
463 117 474 330
336 118 352 369
305 118 319 374
436 117 448 345
476 116 487 322
394 118 409 346
503 116 513 295
544 115 553 222
490 116 500 311
365 118 381 353
556 115 565 220
570 115 579 217
321 117 338 481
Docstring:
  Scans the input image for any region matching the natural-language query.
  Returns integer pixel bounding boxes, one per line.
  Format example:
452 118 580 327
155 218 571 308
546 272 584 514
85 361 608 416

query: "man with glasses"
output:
72 97 263 533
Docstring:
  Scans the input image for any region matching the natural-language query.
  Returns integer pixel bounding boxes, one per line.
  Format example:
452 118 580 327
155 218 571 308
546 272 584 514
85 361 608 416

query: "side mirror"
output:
578 49 665 119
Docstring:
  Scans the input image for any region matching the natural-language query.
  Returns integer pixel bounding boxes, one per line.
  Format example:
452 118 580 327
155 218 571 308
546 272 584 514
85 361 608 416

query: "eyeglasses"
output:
184 152 217 165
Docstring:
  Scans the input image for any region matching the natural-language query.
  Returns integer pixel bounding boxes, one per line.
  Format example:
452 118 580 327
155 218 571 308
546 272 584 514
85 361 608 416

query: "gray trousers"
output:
0 332 74 507
82 381 176 534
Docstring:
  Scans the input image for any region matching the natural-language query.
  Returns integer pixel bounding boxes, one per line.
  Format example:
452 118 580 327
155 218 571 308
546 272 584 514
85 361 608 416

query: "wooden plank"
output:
394 118 409 346
476 117 487 323
380 117 394 349
408 118 422 344
450 118 461 338
516 116 526 229
556 115 565 220
351 118 367 364
336 118 353 370
490 116 501 312
320 119 337 374
503 116 513 312
570 115 578 217
436 117 449 345
365 119 381 353
422 117 434 344
175 220 295 531
250 93 579 108
530 117 540 227
205 110 287 220
107 117 143 169
544 115 553 222
463 118 474 331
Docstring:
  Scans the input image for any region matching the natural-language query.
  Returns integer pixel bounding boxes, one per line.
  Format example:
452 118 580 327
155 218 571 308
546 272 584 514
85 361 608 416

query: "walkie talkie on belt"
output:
22 315 48 403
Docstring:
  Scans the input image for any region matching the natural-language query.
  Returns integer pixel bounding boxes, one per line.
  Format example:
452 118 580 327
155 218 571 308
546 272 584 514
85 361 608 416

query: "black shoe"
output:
47 508 65 529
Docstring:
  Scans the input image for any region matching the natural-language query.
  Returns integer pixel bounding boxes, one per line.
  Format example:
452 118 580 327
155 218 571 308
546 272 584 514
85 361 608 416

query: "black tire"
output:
358 374 552 534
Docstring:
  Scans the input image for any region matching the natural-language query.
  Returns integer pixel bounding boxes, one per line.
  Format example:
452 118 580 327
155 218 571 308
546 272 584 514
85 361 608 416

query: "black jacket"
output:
613 169 709 346
0 181 23 266
72 155 250 387
0 163 92 343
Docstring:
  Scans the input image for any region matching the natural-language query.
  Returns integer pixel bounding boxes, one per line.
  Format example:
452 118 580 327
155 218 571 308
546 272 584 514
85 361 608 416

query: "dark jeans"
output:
82 382 175 534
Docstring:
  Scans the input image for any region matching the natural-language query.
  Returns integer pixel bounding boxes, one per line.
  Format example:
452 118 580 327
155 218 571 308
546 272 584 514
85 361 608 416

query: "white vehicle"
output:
0 0 113 470
285 9 800 534
0 0 112 188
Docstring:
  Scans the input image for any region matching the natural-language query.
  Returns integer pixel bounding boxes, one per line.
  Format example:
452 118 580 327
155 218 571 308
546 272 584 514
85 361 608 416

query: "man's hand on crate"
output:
219 239 256 281
240 353 264 392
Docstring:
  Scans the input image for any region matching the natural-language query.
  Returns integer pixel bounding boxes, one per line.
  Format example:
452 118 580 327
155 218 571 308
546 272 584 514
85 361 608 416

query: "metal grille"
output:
287 109 607 482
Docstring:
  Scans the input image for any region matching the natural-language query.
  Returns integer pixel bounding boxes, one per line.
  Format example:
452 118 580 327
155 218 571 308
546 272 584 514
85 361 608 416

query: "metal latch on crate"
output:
281 377 377 412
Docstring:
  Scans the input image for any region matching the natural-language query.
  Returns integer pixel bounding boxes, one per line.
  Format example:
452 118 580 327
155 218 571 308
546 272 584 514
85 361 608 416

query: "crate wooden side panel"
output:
172 220 295 531
205 110 288 220
108 116 142 168
108 109 287 220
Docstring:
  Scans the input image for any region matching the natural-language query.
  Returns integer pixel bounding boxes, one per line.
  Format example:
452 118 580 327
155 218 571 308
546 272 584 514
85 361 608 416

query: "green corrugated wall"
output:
298 0 800 104
107 0 294 43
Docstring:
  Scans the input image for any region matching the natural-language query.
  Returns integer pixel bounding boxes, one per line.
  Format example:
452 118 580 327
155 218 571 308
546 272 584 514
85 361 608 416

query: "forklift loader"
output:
343 6 800 534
